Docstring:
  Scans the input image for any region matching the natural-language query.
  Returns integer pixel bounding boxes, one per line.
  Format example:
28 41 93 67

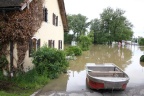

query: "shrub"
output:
140 55 144 62
65 46 82 56
138 37 144 45
79 35 91 51
32 45 69 79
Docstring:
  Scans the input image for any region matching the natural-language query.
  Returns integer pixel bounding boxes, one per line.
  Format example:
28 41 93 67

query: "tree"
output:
100 7 133 43
67 14 90 41
64 32 73 44
138 37 144 45
79 35 91 51
90 19 105 44
90 7 133 44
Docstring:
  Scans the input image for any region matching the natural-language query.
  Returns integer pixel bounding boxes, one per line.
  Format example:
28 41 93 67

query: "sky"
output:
64 0 144 38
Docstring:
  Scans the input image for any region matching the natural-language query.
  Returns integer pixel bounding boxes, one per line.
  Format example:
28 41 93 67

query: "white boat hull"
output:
86 63 129 90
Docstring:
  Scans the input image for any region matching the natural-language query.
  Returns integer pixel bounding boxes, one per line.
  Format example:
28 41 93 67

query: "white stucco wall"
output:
23 0 65 70
35 0 64 48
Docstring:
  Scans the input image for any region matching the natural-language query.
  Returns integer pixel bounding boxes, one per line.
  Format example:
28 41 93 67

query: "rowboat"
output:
86 63 129 90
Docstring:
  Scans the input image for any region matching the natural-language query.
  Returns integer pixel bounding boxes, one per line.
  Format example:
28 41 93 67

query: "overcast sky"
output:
64 0 144 38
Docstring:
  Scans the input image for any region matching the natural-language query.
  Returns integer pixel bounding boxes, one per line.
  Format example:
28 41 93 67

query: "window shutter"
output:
43 8 48 22
53 40 55 48
37 39 40 49
53 13 55 25
44 8 48 22
58 40 62 49
56 16 58 26
60 40 62 49
58 40 60 49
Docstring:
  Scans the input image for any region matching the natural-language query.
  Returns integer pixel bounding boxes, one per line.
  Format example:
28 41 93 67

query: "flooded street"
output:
39 44 144 93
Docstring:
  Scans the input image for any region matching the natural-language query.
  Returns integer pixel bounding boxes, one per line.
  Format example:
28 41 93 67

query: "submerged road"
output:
31 45 144 96
32 83 144 96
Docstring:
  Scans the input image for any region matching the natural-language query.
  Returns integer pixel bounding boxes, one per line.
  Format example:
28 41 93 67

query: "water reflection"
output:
67 45 144 91
42 45 144 92
69 45 132 71
66 70 86 91
140 62 144 67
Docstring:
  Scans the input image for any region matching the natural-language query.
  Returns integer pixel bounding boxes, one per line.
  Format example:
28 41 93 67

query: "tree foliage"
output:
138 37 144 45
90 7 133 44
67 14 90 41
79 35 91 51
64 32 73 44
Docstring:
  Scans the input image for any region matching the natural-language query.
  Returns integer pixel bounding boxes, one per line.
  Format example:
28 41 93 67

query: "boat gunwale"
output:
86 63 130 82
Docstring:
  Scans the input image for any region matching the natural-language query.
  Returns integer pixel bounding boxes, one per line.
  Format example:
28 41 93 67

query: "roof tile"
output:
0 0 25 7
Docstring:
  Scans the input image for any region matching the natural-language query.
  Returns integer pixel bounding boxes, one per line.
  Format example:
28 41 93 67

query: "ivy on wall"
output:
0 0 44 71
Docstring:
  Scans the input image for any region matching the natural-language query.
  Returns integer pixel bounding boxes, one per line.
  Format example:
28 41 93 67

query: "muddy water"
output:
41 45 144 92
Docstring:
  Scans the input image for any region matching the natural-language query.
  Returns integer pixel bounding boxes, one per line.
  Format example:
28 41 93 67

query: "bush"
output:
79 35 91 51
65 46 82 56
32 45 69 79
140 55 144 62
138 37 144 45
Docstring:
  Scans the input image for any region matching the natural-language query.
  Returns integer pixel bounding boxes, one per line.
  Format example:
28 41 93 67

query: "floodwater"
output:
40 44 144 92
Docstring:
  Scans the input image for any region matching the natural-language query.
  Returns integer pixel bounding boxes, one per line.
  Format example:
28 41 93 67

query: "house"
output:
0 0 68 73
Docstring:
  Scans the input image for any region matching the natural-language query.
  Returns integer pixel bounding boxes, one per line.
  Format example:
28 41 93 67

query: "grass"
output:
0 81 36 96
0 69 50 96
0 91 33 96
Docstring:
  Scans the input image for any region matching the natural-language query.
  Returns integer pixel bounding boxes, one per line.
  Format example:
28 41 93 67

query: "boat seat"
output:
89 71 123 74
88 71 124 77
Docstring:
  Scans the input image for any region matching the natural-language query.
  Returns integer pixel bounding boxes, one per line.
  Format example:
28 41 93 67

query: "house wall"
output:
23 0 65 71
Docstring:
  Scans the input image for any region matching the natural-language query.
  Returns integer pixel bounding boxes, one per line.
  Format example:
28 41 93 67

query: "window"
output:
43 8 48 22
29 38 40 57
58 40 62 49
53 13 58 26
48 40 55 48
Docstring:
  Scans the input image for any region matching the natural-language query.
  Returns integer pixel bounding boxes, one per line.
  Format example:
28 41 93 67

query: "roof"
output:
58 0 68 31
0 0 24 7
0 0 68 31
0 0 32 10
